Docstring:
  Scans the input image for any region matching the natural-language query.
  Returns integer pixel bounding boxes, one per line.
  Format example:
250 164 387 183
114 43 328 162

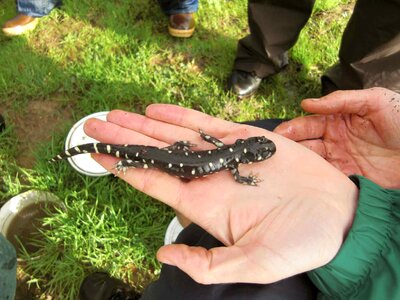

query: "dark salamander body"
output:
50 130 276 185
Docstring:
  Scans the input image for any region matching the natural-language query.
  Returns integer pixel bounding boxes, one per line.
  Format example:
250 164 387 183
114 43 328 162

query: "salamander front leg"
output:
163 141 196 152
199 129 225 148
229 166 261 186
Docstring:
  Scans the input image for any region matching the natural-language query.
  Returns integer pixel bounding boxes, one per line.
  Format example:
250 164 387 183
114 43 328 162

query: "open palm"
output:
83 104 358 285
275 88 400 188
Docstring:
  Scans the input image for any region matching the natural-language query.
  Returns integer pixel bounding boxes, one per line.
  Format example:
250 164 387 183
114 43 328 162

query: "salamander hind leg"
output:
114 159 150 174
229 166 261 186
199 129 225 148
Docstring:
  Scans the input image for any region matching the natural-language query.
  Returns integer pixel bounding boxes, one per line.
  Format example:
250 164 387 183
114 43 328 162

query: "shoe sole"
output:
168 25 195 38
229 87 258 99
237 89 257 99
2 18 39 36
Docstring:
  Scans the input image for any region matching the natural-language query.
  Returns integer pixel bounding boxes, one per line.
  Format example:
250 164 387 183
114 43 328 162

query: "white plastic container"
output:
65 111 110 176
0 190 64 255
164 216 184 245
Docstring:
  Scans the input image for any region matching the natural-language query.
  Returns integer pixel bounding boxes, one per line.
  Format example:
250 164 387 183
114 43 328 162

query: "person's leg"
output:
228 0 315 98
17 0 62 17
158 0 199 38
322 0 400 94
0 234 17 300
236 0 315 78
243 119 287 131
2 0 62 36
158 0 198 15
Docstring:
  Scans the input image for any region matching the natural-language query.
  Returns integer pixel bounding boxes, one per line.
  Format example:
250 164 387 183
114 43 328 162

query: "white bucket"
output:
0 190 64 255
65 111 111 176
164 216 184 245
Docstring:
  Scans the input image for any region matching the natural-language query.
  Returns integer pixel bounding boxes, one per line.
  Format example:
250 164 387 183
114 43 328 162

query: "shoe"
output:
168 13 195 38
227 70 262 98
79 272 141 300
2 14 39 36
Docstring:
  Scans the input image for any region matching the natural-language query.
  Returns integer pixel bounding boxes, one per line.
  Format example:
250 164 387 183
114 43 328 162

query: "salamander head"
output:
239 136 276 163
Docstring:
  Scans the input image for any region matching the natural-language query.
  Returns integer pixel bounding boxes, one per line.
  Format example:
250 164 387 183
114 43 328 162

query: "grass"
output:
0 0 353 298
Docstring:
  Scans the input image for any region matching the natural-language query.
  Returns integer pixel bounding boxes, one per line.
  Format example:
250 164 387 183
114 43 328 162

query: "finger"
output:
84 118 168 147
145 104 239 138
301 88 384 116
298 140 327 158
157 244 280 284
106 110 204 146
274 115 327 141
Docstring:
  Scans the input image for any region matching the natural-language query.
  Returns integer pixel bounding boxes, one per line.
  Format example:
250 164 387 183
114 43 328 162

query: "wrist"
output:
341 177 359 237
325 175 359 240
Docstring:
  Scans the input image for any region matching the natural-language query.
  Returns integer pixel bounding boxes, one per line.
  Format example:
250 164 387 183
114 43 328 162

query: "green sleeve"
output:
0 233 17 300
308 175 400 300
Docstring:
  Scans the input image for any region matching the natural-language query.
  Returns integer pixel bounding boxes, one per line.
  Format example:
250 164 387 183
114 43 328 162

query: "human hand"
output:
275 88 400 189
84 105 358 285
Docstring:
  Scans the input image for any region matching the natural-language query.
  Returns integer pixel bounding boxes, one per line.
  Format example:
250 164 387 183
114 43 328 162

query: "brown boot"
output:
168 13 195 38
2 14 39 36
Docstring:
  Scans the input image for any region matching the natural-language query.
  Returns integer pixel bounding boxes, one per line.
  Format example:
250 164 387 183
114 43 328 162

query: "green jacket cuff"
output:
307 175 400 299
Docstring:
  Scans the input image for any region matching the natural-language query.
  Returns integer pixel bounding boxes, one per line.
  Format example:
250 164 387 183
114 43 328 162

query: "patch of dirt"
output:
313 2 355 23
31 16 88 50
3 96 73 168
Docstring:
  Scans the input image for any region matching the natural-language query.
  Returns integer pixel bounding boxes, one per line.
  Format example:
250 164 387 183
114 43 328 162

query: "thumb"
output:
301 89 379 116
156 244 278 284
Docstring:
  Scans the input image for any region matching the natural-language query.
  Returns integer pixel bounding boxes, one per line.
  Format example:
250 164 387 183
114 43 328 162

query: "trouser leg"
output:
0 234 17 300
17 0 62 17
243 118 286 130
322 0 400 94
157 0 199 15
234 0 315 78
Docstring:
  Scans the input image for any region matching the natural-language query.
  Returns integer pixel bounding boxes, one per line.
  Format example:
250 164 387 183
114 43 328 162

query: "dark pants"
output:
234 0 400 93
141 119 318 300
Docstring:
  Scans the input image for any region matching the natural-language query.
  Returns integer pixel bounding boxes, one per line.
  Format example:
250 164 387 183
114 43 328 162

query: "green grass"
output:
0 0 353 298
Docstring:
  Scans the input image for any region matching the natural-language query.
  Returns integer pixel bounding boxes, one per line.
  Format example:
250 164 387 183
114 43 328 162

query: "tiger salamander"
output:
50 130 276 185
